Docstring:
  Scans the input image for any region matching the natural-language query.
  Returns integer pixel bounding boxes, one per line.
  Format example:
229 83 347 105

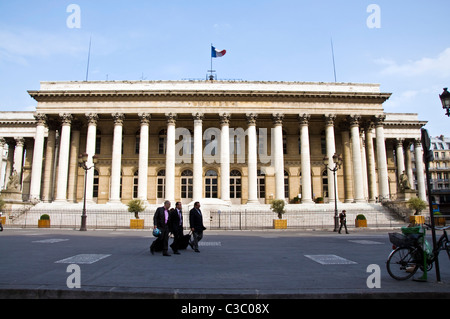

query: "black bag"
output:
150 238 164 252
178 232 192 250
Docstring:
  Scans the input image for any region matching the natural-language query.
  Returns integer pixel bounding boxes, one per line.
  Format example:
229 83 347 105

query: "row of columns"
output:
27 112 426 204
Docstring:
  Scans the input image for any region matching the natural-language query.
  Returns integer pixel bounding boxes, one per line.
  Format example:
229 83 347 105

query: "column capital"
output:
59 113 73 126
34 113 47 126
112 113 125 125
14 137 25 147
298 113 311 125
246 113 258 125
324 114 336 126
396 138 405 147
219 113 231 125
272 113 284 125
138 113 151 125
165 113 177 125
414 138 422 148
0 137 6 147
348 115 361 127
373 114 386 126
86 113 99 126
192 112 204 122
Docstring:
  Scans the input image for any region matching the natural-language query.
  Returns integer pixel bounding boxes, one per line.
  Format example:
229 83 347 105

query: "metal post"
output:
80 168 88 231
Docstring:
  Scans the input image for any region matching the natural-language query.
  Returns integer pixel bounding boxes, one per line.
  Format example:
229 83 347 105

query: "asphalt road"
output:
0 228 449 299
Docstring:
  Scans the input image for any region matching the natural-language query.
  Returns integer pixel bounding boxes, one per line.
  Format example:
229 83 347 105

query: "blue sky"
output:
0 0 449 136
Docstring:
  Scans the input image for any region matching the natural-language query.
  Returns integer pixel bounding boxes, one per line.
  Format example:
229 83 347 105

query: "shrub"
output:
356 214 366 221
127 199 145 219
407 197 427 216
271 199 286 219
40 214 50 221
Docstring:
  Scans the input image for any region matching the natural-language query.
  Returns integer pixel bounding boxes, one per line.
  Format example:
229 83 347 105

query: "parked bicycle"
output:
386 223 450 281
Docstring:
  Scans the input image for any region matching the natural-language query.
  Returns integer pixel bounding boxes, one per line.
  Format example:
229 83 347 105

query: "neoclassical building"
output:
0 80 428 208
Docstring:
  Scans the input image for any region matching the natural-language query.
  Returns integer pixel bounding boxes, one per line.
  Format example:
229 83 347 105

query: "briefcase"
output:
178 232 192 250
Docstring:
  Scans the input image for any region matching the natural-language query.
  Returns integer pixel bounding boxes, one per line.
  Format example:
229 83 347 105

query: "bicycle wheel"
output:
386 247 418 281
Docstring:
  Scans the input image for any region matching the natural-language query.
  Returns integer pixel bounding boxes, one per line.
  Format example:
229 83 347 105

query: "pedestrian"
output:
150 200 172 256
338 210 349 234
0 211 3 232
169 202 183 255
189 201 206 253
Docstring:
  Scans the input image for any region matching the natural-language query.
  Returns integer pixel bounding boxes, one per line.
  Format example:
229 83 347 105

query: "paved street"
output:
0 228 449 299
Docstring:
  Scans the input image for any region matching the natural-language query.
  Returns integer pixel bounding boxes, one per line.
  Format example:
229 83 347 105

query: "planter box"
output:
434 217 446 226
409 216 425 225
1 217 5 225
38 220 50 228
355 220 367 228
273 219 287 229
130 219 145 229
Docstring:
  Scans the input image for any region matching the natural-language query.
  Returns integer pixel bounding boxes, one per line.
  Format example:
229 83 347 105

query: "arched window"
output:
181 169 193 200
158 129 167 155
205 170 218 198
157 170 166 199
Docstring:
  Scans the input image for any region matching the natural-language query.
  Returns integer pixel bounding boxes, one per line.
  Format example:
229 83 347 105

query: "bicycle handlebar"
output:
424 223 450 231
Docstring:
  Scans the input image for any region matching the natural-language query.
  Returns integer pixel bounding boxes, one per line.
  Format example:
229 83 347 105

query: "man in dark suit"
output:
169 202 183 255
189 201 206 253
150 200 171 256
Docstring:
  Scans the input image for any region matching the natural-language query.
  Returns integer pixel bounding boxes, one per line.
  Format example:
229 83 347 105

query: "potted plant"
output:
127 199 145 229
292 196 301 204
315 197 324 204
355 214 367 228
271 199 287 229
407 197 427 225
38 214 51 228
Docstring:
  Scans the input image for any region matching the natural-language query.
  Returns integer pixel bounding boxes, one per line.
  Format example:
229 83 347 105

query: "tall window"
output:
135 130 140 154
205 170 218 198
95 129 102 155
93 169 99 198
284 171 289 199
181 170 193 200
257 170 266 202
157 170 166 199
322 170 329 198
230 170 242 199
159 129 167 155
133 170 139 198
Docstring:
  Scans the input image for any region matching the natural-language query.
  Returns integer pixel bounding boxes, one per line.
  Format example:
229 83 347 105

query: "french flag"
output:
212 46 226 58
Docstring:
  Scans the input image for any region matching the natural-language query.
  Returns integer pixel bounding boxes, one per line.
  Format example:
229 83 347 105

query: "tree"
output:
271 199 286 220
127 199 145 219
407 197 427 216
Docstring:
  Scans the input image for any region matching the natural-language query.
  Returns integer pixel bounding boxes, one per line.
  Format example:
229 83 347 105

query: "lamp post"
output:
78 153 98 231
439 88 450 117
323 153 343 232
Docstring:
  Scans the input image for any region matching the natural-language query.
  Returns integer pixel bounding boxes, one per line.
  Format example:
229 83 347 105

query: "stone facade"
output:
0 80 428 208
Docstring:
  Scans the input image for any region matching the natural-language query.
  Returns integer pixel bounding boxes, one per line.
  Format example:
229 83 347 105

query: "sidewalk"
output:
0 228 449 299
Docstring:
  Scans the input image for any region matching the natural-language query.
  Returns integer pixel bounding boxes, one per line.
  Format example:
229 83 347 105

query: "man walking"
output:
338 210 349 234
151 200 172 256
169 202 183 255
189 201 206 253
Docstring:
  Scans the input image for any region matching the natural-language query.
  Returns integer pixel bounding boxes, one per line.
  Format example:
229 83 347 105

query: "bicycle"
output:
386 223 450 281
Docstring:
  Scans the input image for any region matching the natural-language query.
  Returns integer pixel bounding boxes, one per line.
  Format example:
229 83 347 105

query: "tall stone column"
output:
324 114 338 202
67 127 80 202
193 113 204 202
85 113 98 203
55 114 73 202
109 113 124 204
414 139 427 201
246 113 258 204
395 138 406 181
165 113 177 204
365 123 377 203
349 115 365 203
42 125 56 202
220 113 231 203
273 113 285 200
0 138 5 189
374 115 390 201
299 114 313 204
13 137 25 180
341 126 354 203
29 114 47 200
138 113 151 202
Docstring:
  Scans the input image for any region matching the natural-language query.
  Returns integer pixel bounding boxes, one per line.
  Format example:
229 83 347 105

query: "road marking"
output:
349 240 383 245
305 255 357 265
33 239 69 244
55 254 111 265
199 241 222 247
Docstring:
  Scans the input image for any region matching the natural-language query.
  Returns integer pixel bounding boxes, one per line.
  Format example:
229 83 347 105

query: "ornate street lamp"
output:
78 153 98 231
439 88 450 117
323 153 343 232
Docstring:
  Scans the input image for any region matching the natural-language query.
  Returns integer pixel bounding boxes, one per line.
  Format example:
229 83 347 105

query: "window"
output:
157 170 166 199
257 170 266 200
284 170 289 199
159 129 167 155
93 169 99 198
322 170 329 198
135 130 140 154
230 170 242 199
283 130 287 155
181 170 193 199
95 129 101 155
205 170 218 198
133 170 139 198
